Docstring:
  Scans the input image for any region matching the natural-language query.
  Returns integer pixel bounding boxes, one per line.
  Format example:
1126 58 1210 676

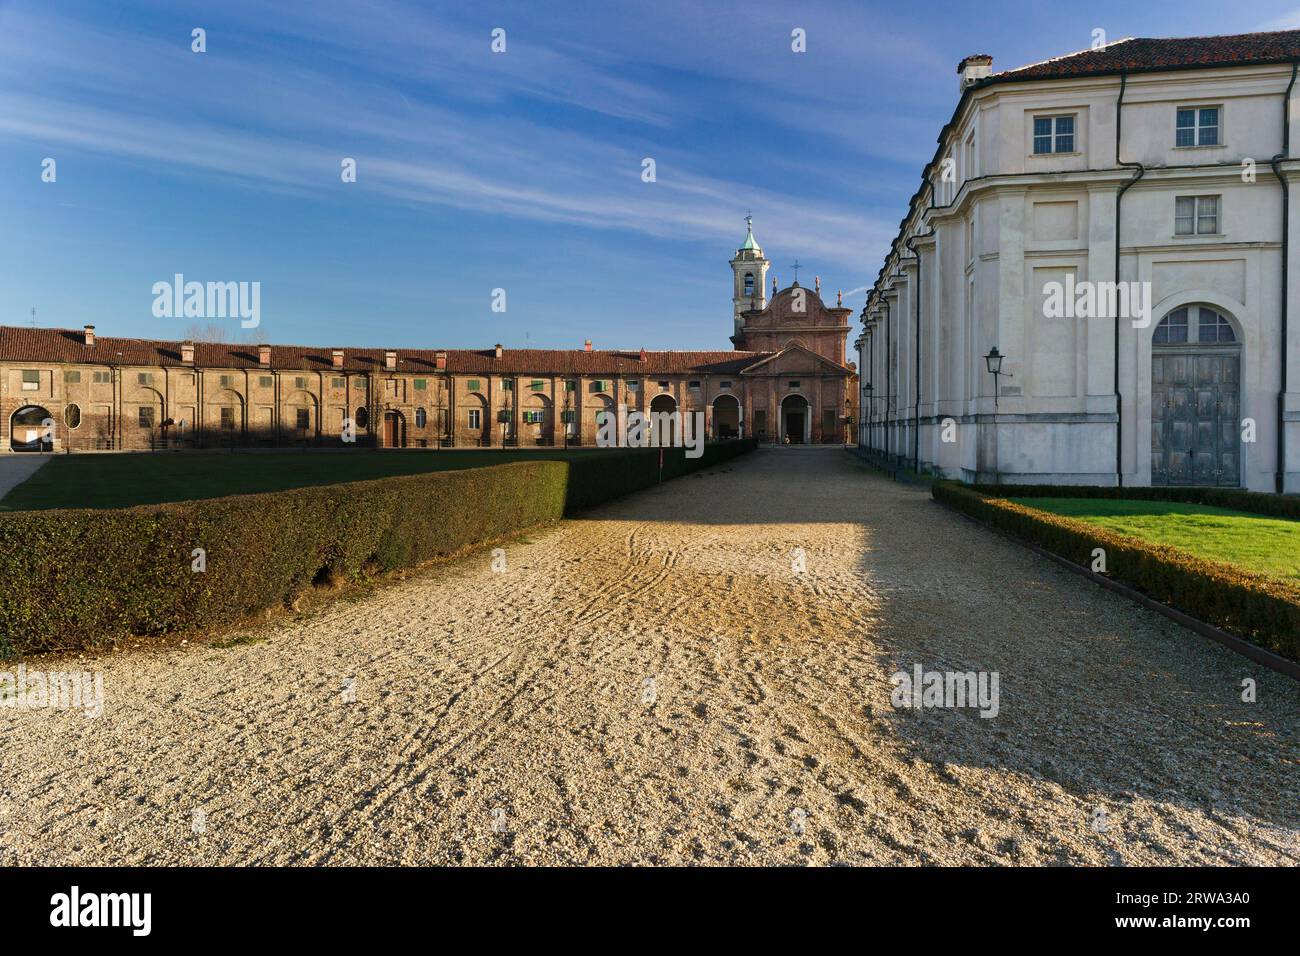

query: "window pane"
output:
1033 135 1052 154
1176 109 1196 128
1056 134 1074 152
1033 117 1052 136
1176 126 1195 148
1199 124 1219 146
1055 116 1074 134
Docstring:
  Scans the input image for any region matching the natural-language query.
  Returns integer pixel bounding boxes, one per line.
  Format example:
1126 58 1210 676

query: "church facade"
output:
0 223 855 453
859 31 1300 492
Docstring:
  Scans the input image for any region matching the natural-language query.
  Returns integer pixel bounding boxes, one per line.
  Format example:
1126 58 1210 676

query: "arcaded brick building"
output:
0 223 855 453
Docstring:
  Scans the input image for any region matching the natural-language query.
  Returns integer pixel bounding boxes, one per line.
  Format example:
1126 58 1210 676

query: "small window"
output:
743 273 754 295
220 407 236 430
92 370 111 384
1175 195 1218 235
523 410 544 424
296 408 310 430
1152 308 1190 344
64 370 81 384
1033 115 1074 154
137 372 153 386
561 410 576 423
657 380 669 390
689 380 701 389
467 379 481 392
788 380 801 389
530 379 544 391
593 380 609 392
355 407 368 429
414 378 428 391
720 380 732 389
1176 106 1219 147
294 376 308 390
219 374 234 388
415 407 427 428
22 370 40 390
260 376 274 388
564 379 577 392
502 378 514 391
138 406 155 428
331 377 345 389
468 408 482 429
626 380 640 390
65 403 81 429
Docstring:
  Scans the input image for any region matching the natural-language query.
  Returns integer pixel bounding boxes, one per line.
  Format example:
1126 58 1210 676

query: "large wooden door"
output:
1152 351 1239 486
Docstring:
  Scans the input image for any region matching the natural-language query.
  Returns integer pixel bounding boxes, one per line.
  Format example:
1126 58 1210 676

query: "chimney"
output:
83 325 95 347
258 344 271 366
384 350 397 371
583 339 593 352
494 343 503 360
639 347 647 363
958 54 993 90
181 341 195 365
332 349 344 369
435 350 447 371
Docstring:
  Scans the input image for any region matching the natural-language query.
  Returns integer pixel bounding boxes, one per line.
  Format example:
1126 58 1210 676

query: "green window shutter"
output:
414 378 427 390
467 379 481 391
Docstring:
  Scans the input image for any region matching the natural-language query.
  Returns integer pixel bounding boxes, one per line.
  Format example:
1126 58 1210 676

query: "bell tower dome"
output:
730 215 769 341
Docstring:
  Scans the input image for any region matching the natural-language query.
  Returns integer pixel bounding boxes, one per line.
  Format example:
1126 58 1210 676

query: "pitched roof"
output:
0 327 767 376
990 31 1300 84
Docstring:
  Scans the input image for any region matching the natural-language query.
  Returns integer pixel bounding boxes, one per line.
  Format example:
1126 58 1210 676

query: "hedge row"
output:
933 481 1300 663
0 441 756 657
969 482 1300 521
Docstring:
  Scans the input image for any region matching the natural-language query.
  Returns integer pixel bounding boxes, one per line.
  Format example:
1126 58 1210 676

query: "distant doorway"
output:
10 405 52 452
781 394 808 444
712 394 740 439
383 410 405 448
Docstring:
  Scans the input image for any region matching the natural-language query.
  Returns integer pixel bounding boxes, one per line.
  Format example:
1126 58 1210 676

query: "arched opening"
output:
743 272 754 296
712 394 740 439
383 410 406 448
522 395 553 446
10 405 53 452
780 394 809 444
463 394 488 446
1151 304 1241 486
648 393 678 446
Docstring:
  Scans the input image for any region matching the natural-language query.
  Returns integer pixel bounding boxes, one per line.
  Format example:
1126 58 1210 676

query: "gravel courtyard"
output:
2 447 1296 865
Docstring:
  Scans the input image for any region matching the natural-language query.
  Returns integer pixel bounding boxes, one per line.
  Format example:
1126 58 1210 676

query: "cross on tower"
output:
790 260 802 283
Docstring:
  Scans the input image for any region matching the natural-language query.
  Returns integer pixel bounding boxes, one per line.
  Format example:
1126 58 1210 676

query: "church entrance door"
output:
781 394 808 444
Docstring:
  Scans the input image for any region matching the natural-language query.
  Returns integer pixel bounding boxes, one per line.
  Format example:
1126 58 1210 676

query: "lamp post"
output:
984 346 1006 409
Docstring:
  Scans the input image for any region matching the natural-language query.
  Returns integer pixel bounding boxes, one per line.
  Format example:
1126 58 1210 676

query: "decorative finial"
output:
790 260 802 283
837 289 843 306
815 275 821 293
772 275 778 294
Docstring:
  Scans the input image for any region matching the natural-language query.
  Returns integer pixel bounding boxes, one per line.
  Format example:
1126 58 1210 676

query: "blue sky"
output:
4 0 1300 351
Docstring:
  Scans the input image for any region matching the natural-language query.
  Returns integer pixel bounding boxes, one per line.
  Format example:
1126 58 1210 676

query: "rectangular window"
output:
261 376 275 388
626 380 640 390
502 378 514 391
657 380 669 389
467 379 481 391
523 410 544 424
561 410 576 423
296 408 310 430
1176 106 1219 147
1033 115 1073 154
530 379 544 391
220 407 235 430
593 380 609 391
565 379 576 392
689 380 701 389
137 372 153 386
788 380 801 389
21 370 39 390
219 374 234 388
294 376 307 390
92 370 111 384
64 370 81 384
719 380 732 389
414 378 428 391
468 408 482 429
138 406 154 428
331 377 345 389
1175 195 1218 235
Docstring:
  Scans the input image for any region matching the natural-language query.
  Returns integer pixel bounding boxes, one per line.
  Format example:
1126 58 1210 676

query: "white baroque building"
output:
857 31 1300 491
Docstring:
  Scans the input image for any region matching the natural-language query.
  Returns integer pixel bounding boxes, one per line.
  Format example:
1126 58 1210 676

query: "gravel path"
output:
2 447 1296 865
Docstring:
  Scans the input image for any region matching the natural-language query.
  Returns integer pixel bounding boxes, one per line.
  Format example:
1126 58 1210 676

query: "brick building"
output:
1 223 855 453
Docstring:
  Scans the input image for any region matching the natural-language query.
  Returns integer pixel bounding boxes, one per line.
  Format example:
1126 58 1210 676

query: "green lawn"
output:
0 449 616 512
1011 496 1300 583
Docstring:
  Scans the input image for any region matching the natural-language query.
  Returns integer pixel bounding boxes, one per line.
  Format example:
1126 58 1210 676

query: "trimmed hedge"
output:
0 441 756 657
933 481 1300 662
969 482 1300 521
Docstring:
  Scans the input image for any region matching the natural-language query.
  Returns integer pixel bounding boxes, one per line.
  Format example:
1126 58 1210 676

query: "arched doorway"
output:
522 395 553 446
649 393 678 446
780 394 809 444
10 405 53 452
712 394 740 439
383 410 406 448
1151 305 1240 486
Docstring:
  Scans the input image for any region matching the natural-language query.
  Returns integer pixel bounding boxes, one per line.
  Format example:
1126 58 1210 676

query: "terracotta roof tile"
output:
991 31 1300 83
0 327 769 376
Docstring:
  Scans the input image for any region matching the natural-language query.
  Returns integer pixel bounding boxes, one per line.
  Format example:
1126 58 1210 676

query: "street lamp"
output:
984 346 1007 408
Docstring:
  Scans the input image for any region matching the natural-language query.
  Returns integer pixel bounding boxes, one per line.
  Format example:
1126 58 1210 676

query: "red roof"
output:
991 31 1300 83
0 326 767 375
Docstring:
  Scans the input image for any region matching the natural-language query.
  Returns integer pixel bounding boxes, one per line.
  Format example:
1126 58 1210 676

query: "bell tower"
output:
730 215 769 342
